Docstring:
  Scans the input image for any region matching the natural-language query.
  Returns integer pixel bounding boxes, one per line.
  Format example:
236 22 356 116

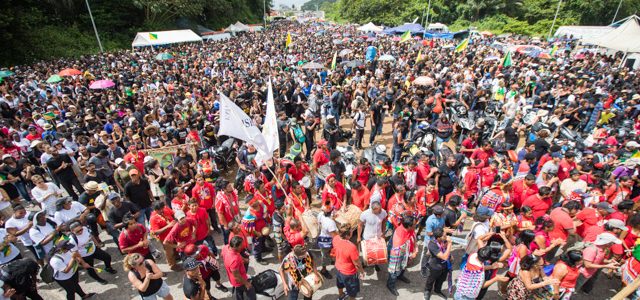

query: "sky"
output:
273 0 310 9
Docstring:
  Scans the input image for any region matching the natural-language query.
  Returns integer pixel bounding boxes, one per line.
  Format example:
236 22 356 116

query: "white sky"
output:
273 0 310 9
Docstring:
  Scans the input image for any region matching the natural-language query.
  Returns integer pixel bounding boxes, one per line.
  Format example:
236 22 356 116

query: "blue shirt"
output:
424 214 445 241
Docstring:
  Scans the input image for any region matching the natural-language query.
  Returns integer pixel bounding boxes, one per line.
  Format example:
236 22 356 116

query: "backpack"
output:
40 254 62 284
251 269 278 294
292 124 306 143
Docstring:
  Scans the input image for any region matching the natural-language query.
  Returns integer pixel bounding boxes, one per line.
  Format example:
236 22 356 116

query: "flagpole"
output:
85 0 103 52
425 0 432 26
612 0 623 24
548 0 562 40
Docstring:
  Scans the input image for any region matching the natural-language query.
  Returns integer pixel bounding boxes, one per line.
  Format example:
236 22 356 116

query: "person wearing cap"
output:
106 192 143 245
616 141 640 162
124 144 146 175
423 227 453 300
68 221 117 285
118 212 152 259
610 159 638 181
311 139 331 191
123 252 173 300
49 239 96 300
461 206 494 267
559 169 588 200
77 181 103 240
113 157 134 193
53 197 88 227
576 201 614 240
125 168 154 221
574 233 622 294
605 175 634 206
181 256 208 300
164 209 197 255
46 145 84 200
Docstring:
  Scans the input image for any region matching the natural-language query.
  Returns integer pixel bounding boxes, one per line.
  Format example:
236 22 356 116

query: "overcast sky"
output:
273 0 310 9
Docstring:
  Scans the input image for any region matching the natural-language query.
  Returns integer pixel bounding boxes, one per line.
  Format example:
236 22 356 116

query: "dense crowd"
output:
0 19 639 300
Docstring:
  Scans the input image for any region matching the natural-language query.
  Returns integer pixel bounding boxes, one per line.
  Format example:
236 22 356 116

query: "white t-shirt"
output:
5 216 33 246
359 208 387 240
50 251 78 281
0 229 20 265
70 227 96 257
54 201 86 225
317 213 337 238
29 222 56 254
32 183 63 216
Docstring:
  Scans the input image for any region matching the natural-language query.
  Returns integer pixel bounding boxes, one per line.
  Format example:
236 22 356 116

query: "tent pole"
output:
620 51 628 69
425 0 432 26
85 0 103 52
612 0 623 24
548 0 562 40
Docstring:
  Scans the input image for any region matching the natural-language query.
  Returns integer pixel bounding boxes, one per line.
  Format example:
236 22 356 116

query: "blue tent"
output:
383 23 425 34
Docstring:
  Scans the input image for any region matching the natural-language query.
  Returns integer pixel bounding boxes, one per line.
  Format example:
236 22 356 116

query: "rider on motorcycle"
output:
431 115 453 150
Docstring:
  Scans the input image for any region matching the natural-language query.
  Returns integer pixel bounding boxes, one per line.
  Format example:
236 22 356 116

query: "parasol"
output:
413 76 435 86
89 79 115 89
46 75 63 83
378 54 396 61
300 62 325 70
155 53 174 61
59 68 82 76
339 49 353 56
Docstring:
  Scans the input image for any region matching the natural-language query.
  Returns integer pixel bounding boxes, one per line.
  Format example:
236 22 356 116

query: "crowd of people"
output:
0 18 639 300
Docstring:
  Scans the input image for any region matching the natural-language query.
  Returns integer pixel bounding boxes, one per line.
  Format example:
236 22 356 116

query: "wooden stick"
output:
612 276 640 300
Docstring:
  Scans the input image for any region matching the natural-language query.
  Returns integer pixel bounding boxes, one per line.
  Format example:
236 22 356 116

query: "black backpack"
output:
40 254 62 284
251 269 278 294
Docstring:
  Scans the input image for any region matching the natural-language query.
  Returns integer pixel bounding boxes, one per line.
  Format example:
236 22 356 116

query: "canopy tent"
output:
383 23 425 34
581 16 640 53
554 26 612 40
132 30 202 47
203 33 232 41
195 25 216 36
357 22 383 32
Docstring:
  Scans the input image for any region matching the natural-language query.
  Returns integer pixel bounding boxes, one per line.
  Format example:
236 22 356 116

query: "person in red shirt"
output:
557 152 577 181
386 184 406 215
191 175 218 230
521 186 553 220
221 236 255 299
164 210 197 254
149 201 179 270
251 180 275 217
605 176 633 205
479 161 499 189
124 145 146 175
215 179 240 245
118 212 152 259
416 179 439 233
287 156 310 182
286 181 308 218
470 141 495 167
312 139 331 190
183 244 229 295
284 218 308 249
171 187 189 213
333 224 364 300
549 200 582 243
350 180 371 210
227 221 250 253
511 174 539 210
352 158 372 187
415 153 434 188
369 178 389 209
460 131 480 158
186 199 217 256
609 200 634 223
322 174 346 211
387 215 418 296
536 145 562 176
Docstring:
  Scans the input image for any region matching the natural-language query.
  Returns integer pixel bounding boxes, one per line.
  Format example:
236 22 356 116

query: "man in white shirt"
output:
5 205 35 259
358 202 387 271
54 197 88 226
317 204 337 279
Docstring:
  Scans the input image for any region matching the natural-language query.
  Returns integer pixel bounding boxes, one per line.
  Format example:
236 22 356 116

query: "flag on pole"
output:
415 49 423 63
149 33 158 40
331 51 337 70
254 79 279 166
455 38 469 53
550 44 558 56
286 32 292 48
502 50 513 67
400 31 411 43
217 91 269 154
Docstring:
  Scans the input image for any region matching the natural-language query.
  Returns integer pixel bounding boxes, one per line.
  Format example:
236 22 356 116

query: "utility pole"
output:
548 0 562 39
425 0 432 27
263 0 267 28
85 0 103 52
612 0 623 24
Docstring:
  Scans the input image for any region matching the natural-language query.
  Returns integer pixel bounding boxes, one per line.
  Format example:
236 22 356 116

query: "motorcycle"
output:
337 145 357 189
362 144 390 166
448 102 475 144
211 137 238 171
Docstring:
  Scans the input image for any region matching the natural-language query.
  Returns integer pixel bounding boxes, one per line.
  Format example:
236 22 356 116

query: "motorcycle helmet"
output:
417 121 429 130
375 144 387 155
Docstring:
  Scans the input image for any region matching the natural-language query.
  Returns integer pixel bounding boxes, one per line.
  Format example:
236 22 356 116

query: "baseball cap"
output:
182 256 201 270
596 202 615 213
606 219 628 231
129 168 139 176
115 158 124 165
433 205 445 215
594 232 622 246
174 210 186 220
108 193 121 201
476 206 494 218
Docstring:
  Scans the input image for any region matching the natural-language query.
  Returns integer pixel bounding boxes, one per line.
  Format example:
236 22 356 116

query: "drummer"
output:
287 181 309 219
317 202 337 279
288 156 312 200
357 201 387 271
279 244 322 300
311 140 331 192
322 174 346 211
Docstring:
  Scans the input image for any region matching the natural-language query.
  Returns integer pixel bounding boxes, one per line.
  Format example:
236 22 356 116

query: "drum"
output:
361 237 388 265
300 176 312 189
334 205 362 231
299 273 323 297
301 210 320 239
261 227 271 236
317 164 332 180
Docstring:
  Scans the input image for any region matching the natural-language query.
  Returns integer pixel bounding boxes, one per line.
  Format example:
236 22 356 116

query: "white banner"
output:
255 78 279 166
217 91 269 153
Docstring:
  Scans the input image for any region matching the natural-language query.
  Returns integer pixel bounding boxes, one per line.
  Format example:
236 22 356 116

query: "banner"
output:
140 143 197 169
255 79 279 166
217 91 269 153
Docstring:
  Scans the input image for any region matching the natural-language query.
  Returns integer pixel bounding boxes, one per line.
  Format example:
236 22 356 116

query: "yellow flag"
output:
400 31 411 43
286 32 292 48
455 38 469 53
415 49 422 63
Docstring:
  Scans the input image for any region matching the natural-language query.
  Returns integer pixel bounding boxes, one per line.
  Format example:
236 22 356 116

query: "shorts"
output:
336 271 360 297
140 281 170 300
315 176 325 190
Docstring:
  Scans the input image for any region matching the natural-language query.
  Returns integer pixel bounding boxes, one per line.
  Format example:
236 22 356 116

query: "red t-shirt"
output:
187 207 210 242
124 151 146 175
480 167 497 188
165 219 196 252
118 224 150 256
461 138 477 157
415 163 431 186
549 207 574 242
521 194 552 220
171 194 189 212
215 191 240 225
284 222 305 248
221 245 248 287
322 182 346 210
575 208 602 238
392 224 416 253
351 187 371 211
352 166 371 187
470 148 494 166
192 182 215 210
228 229 249 251
332 236 359 275
558 160 576 181
288 163 310 181
416 186 439 216
149 207 175 242
313 149 330 168
511 180 539 209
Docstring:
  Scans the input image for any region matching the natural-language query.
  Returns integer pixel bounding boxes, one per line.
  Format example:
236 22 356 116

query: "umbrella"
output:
59 68 82 76
339 49 353 57
483 56 500 61
46 75 63 83
340 60 364 68
0 70 14 78
300 62 325 70
538 52 552 59
332 39 343 45
413 76 435 86
378 54 396 61
89 79 115 89
155 53 174 61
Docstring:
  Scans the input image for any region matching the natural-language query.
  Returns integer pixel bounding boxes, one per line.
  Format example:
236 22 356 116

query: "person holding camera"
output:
423 227 453 300
454 240 511 300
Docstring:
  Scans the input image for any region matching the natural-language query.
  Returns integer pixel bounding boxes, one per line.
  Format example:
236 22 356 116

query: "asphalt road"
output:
32 115 623 300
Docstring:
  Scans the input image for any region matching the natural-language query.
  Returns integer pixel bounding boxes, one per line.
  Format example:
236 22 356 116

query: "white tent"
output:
203 33 232 41
225 22 252 33
132 30 202 48
357 22 383 32
554 26 612 40
581 16 640 53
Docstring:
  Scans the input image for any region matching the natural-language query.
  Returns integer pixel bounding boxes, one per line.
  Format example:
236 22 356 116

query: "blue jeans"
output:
138 207 151 225
336 271 360 297
315 176 325 190
15 181 33 203
369 122 383 144
392 146 403 166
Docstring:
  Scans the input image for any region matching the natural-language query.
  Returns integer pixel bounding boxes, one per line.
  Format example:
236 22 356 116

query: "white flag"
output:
255 79 280 166
217 91 268 153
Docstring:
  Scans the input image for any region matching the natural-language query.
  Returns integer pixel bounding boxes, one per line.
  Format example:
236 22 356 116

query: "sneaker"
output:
374 265 380 272
387 284 399 296
96 279 108 285
398 274 411 284
105 267 117 274
320 269 333 279
215 284 229 293
256 258 269 265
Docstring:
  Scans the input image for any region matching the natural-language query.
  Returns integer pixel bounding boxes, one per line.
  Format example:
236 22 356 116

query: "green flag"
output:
455 38 469 53
399 31 411 43
502 51 513 67
331 51 337 70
